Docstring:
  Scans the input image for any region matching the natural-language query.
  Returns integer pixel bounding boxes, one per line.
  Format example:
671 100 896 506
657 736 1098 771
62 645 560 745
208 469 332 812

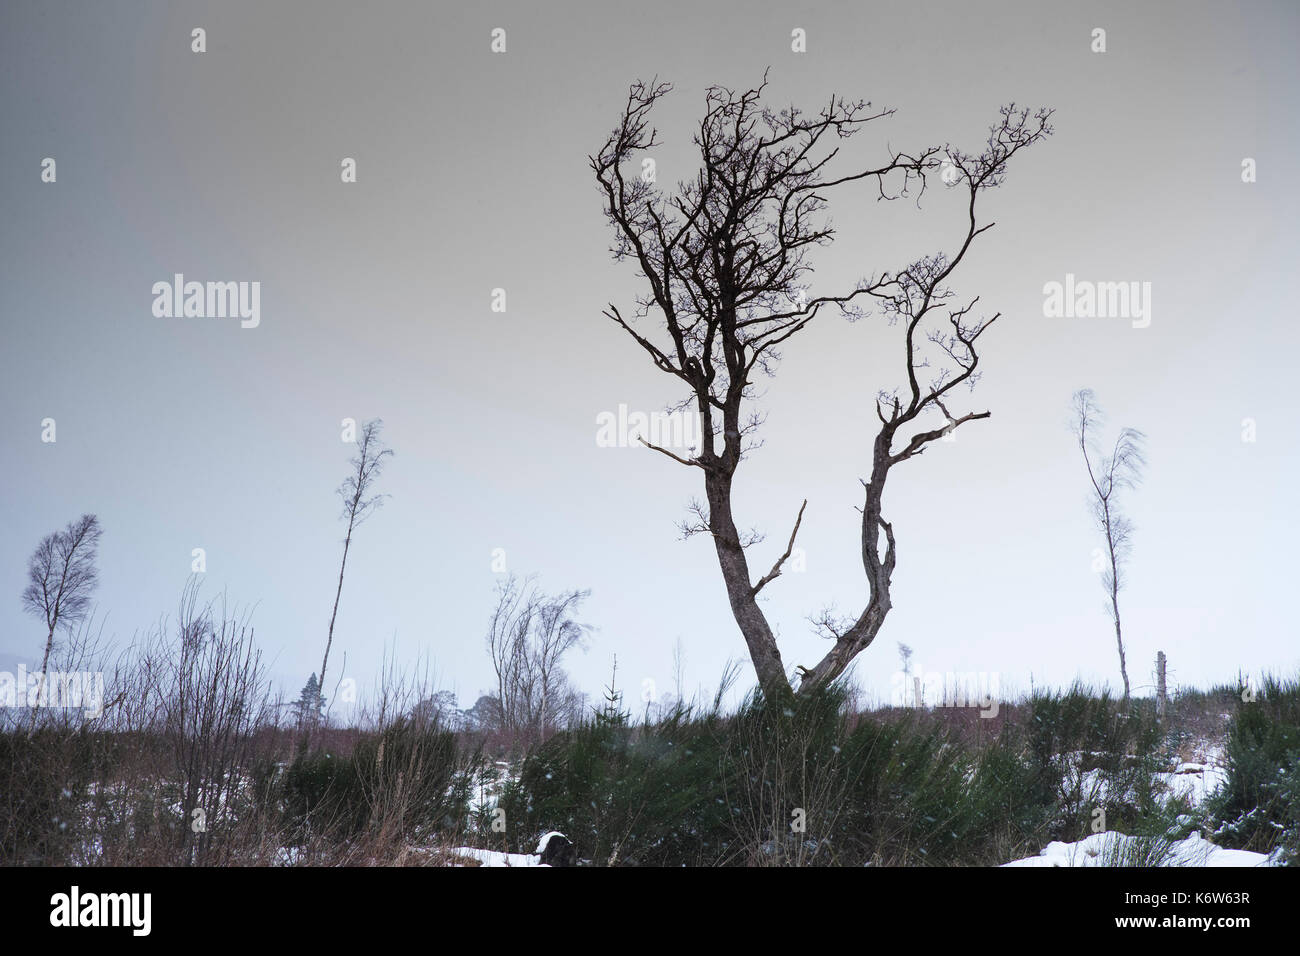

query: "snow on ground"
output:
1068 757 1230 808
443 832 568 866
471 760 512 817
447 847 544 867
1157 761 1230 806
1001 740 1269 867
276 846 303 866
1003 831 1274 868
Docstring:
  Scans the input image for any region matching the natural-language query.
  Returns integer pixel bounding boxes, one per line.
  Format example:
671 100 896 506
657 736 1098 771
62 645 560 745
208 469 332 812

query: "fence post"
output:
1156 651 1167 723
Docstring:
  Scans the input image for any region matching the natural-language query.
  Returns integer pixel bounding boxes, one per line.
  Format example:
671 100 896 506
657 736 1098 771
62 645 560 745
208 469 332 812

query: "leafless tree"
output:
138 579 273 865
1071 389 1146 702
593 74 1052 702
319 419 393 707
21 514 103 698
485 574 590 744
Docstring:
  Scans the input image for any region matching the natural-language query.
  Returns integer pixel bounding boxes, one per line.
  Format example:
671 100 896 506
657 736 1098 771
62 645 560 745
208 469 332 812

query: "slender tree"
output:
593 74 1052 702
319 419 392 707
22 514 103 698
1072 389 1146 702
485 574 590 743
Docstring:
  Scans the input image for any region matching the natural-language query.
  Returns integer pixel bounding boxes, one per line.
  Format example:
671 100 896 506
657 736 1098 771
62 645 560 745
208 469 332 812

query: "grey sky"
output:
2 0 1296 713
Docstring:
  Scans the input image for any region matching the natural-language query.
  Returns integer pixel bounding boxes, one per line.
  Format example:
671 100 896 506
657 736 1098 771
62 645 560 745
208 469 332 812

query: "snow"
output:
447 847 544 867
1156 761 1230 807
1002 831 1274 868
276 846 302 866
1001 743 1273 868
536 831 567 855
444 831 570 866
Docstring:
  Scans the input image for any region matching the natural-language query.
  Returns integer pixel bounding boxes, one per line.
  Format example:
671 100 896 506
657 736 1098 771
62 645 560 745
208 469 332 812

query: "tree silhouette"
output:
594 74 1052 701
22 513 102 698
319 419 392 713
1072 389 1147 702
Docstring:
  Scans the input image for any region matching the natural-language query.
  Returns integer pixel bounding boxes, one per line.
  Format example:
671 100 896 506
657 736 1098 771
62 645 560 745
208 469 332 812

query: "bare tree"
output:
531 587 590 735
593 74 1052 702
319 419 393 705
485 575 534 736
142 580 272 865
485 574 590 744
1071 389 1146 702
21 514 103 698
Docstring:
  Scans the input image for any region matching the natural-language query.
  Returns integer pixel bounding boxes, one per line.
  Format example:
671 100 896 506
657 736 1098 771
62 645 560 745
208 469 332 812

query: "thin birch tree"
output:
22 513 102 700
1072 389 1146 702
319 419 393 710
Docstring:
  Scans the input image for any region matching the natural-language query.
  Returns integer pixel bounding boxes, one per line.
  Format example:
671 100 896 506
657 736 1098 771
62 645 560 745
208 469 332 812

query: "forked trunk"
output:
705 471 793 704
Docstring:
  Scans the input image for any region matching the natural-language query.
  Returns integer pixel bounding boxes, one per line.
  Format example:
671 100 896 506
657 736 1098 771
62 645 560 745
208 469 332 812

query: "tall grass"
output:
0 586 481 866
5 587 1294 867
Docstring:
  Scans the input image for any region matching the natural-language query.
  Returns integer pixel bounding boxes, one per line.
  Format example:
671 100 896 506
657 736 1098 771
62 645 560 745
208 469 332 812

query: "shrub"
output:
281 717 477 854
499 684 1058 867
0 727 97 865
497 697 732 866
1208 674 1300 862
1022 683 1163 840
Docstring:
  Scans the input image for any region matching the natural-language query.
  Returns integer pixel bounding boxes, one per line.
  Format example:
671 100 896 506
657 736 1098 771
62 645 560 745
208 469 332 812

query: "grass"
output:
4 673 1297 866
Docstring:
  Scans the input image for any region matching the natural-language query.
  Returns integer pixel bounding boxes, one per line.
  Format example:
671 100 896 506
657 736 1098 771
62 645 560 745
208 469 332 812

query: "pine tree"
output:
595 656 627 728
294 673 326 727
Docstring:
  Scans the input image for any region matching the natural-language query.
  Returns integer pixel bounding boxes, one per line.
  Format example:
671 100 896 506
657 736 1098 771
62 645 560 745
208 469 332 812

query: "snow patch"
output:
1003 831 1274 868
536 831 567 855
449 847 543 867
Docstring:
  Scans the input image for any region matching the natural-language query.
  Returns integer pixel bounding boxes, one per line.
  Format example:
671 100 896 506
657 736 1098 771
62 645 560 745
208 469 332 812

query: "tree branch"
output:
751 499 807 597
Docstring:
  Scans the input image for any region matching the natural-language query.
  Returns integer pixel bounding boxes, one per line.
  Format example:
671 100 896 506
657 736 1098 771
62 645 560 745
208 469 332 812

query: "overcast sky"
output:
2 0 1296 715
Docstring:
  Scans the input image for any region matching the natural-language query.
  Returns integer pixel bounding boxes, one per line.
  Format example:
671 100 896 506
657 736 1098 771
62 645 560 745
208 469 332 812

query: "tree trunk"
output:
1113 614 1129 702
705 470 793 704
35 623 56 706
319 524 353 712
1156 651 1167 723
1104 508 1130 702
797 431 896 692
